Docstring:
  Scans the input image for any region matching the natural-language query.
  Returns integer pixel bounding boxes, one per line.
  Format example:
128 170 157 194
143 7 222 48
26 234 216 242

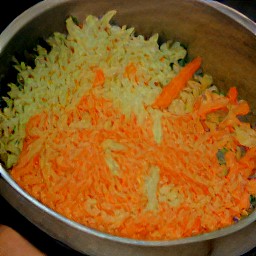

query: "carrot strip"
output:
232 101 250 116
227 87 238 104
152 56 202 109
196 93 229 119
124 62 138 83
92 68 105 87
124 63 137 78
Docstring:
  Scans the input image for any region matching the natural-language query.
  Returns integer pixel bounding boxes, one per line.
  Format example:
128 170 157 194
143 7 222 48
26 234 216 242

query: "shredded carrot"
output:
124 62 138 83
10 60 256 241
11 53 256 240
124 63 136 77
195 92 229 119
92 68 105 87
152 56 202 109
227 86 238 104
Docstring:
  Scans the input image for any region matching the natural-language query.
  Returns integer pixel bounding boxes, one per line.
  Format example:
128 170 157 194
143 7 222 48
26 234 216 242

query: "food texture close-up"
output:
0 1 255 256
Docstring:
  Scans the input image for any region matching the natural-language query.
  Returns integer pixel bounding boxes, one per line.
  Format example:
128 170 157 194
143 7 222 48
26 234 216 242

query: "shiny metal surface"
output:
0 0 255 255
207 1 256 35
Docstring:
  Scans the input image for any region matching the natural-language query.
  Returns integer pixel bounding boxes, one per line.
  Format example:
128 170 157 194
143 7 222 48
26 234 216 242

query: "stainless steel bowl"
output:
0 1 255 255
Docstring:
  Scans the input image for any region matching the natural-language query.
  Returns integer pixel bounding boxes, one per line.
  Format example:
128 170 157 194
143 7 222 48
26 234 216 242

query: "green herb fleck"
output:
216 148 228 165
250 195 256 208
178 58 186 67
71 16 79 26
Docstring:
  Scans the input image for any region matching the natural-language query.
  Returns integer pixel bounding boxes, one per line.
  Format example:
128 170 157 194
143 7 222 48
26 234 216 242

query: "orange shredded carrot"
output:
196 94 229 119
233 101 250 116
152 56 202 109
227 87 238 104
10 69 256 241
125 62 136 75
124 62 138 83
92 68 105 87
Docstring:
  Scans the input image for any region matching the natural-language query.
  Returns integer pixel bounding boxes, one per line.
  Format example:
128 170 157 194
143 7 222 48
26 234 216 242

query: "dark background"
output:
0 1 256 255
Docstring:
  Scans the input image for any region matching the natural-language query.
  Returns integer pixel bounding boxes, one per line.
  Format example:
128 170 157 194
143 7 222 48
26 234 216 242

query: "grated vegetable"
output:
0 10 255 241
